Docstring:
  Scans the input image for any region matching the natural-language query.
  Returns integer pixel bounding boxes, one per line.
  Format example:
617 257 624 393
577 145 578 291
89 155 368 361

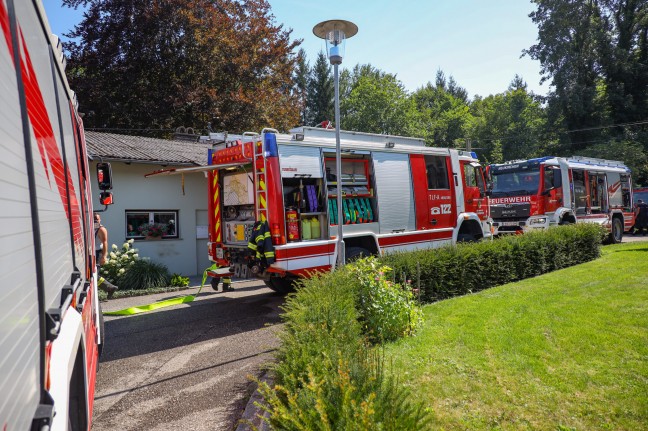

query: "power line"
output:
468 119 648 145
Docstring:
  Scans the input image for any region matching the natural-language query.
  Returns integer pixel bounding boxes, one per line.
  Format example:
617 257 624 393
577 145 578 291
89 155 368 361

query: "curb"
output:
235 372 273 431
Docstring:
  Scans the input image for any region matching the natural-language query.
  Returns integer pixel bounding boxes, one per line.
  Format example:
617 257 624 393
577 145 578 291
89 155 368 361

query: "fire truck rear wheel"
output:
265 278 294 294
345 247 371 262
608 217 623 244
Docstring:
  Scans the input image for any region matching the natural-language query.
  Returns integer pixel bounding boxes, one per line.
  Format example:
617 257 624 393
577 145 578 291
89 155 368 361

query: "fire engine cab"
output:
195 127 491 292
488 156 634 242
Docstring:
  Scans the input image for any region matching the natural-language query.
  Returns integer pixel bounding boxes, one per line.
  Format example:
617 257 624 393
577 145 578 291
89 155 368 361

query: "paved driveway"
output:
92 280 283 431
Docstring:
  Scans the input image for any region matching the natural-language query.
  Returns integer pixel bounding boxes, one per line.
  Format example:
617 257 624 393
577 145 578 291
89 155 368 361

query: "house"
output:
86 131 212 277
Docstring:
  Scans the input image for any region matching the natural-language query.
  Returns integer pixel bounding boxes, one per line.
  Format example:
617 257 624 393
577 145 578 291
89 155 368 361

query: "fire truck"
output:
0 1 113 429
183 126 490 292
488 156 634 242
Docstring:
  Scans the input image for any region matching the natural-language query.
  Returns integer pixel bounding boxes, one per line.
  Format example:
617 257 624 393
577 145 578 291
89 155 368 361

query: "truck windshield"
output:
490 167 540 197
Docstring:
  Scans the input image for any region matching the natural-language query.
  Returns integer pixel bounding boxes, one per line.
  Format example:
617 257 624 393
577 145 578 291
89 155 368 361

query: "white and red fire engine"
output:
186 127 491 292
488 156 634 242
0 1 113 429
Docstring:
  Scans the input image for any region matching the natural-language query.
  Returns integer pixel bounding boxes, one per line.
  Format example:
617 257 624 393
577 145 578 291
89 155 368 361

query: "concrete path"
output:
92 280 284 431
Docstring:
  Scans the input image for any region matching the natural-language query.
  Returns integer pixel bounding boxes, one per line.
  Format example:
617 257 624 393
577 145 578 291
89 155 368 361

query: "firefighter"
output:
633 199 648 235
94 213 119 298
247 221 276 271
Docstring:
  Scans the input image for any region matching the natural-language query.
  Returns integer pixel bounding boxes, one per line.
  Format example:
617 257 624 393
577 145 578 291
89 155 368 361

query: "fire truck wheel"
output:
265 278 294 294
457 233 478 243
211 277 221 291
345 246 371 262
608 217 623 244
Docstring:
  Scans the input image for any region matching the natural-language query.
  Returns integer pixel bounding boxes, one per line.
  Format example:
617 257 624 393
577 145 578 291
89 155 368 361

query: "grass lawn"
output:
385 242 648 431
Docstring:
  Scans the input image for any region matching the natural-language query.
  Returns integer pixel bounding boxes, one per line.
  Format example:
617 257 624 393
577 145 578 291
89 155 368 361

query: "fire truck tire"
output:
457 233 478 243
345 246 371 262
265 278 294 294
607 217 623 244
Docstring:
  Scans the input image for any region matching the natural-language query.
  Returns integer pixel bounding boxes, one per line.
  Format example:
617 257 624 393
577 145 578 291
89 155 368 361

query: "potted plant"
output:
138 222 169 239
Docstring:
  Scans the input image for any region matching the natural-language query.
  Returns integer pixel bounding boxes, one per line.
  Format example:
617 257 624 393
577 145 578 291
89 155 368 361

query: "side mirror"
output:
97 162 113 191
542 186 556 196
99 191 113 206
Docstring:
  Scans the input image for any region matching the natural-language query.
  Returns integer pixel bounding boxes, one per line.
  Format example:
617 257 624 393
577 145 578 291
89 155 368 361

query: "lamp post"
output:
313 19 358 268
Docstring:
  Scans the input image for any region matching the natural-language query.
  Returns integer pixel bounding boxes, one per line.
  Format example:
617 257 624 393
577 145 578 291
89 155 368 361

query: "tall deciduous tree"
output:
525 0 648 154
469 76 550 162
63 0 300 133
340 65 421 136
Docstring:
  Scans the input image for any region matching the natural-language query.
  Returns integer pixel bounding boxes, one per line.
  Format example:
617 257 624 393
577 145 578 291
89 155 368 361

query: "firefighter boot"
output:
99 279 119 299
222 277 233 292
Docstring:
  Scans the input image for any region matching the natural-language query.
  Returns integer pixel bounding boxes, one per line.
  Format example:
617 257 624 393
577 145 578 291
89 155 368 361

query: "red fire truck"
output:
0 1 113 429
183 127 490 292
488 156 634 242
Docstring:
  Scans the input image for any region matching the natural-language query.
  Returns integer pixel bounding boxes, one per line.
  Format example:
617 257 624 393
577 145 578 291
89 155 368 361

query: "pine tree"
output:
293 49 310 126
306 51 334 126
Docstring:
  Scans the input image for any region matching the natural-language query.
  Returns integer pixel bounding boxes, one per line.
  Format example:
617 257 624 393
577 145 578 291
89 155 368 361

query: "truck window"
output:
464 163 485 192
572 170 587 214
424 155 449 189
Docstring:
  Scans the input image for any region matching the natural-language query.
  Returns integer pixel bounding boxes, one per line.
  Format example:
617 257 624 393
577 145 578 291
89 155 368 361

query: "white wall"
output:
91 161 208 276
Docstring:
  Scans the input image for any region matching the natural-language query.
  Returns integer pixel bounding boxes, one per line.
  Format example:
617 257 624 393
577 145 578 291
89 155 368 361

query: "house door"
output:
196 210 211 276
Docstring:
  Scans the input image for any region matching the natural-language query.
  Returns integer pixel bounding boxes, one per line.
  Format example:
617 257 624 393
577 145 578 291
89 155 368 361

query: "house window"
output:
126 210 178 239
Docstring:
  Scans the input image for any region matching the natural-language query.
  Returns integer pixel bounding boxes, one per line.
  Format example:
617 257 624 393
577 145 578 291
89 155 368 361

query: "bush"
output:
101 239 139 284
349 258 423 344
170 273 190 287
117 259 170 290
258 266 430 430
380 223 606 303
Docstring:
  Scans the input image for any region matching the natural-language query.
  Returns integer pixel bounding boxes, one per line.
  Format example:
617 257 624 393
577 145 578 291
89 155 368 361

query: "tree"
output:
340 67 421 136
412 71 473 147
63 0 300 133
293 48 310 127
305 51 334 126
468 76 550 162
525 0 648 153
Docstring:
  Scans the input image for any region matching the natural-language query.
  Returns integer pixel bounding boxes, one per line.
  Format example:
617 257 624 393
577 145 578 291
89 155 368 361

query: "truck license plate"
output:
501 221 519 226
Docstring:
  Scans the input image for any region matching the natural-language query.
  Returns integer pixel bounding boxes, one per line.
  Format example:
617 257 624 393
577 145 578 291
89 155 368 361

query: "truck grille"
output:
490 203 531 219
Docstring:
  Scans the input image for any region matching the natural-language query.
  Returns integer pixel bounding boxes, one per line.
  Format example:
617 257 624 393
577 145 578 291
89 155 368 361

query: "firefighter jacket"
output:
247 221 276 265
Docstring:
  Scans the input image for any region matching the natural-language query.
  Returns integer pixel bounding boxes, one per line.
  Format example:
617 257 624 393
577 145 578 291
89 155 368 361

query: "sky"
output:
43 0 546 99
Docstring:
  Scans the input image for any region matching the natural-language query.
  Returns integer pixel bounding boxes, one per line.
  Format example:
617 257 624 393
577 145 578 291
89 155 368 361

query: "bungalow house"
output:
86 131 212 277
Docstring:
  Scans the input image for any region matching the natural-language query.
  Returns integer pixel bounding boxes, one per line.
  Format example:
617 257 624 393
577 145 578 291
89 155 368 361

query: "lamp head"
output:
313 20 358 65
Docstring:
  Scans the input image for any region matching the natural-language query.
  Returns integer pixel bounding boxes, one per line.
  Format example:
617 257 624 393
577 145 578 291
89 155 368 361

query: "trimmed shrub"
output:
381 223 606 303
116 259 170 290
258 266 430 430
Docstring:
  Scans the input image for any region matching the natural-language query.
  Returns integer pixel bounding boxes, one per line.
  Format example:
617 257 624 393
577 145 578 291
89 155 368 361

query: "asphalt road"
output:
92 280 284 431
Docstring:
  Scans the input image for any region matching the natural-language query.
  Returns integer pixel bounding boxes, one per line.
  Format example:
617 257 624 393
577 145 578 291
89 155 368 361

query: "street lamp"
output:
313 19 358 268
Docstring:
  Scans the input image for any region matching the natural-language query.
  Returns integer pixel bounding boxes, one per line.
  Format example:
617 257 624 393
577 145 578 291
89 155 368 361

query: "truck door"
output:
461 161 488 220
424 155 455 228
542 165 563 212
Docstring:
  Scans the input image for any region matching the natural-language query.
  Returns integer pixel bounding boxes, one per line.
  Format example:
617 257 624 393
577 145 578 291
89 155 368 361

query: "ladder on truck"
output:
251 129 279 223
254 138 268 222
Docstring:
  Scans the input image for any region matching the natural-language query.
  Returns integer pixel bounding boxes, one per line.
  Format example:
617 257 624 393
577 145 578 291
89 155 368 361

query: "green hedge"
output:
380 224 606 303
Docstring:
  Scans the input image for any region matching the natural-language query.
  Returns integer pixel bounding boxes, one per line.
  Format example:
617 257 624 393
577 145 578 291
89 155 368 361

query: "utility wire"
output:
468 119 648 145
